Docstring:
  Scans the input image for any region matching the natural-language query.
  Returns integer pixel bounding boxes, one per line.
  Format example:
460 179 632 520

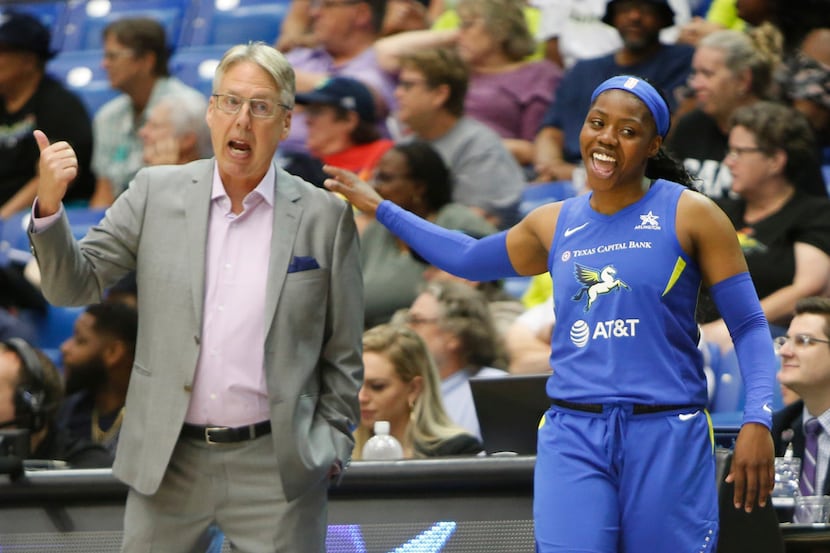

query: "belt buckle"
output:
204 426 226 444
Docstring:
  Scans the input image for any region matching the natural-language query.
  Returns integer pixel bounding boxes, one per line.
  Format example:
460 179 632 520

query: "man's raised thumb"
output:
33 130 50 152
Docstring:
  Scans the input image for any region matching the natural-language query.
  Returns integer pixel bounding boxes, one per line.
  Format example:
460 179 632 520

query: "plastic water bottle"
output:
362 421 403 460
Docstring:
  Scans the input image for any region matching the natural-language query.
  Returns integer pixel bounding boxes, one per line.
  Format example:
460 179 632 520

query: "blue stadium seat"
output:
65 206 107 239
34 305 84 350
47 50 119 117
0 211 31 267
61 0 193 51
2 1 68 52
170 45 228 97
709 346 744 413
182 0 288 48
519 181 576 218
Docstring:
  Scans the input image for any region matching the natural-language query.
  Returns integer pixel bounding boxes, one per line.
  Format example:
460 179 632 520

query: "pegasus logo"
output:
572 263 630 311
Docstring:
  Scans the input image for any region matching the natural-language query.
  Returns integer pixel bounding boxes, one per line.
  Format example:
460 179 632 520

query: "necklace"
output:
91 406 125 444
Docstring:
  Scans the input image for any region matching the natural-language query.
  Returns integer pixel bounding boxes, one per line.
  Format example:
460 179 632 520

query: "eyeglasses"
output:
404 313 440 326
310 0 362 8
212 94 290 118
774 334 830 353
725 146 764 160
103 49 135 62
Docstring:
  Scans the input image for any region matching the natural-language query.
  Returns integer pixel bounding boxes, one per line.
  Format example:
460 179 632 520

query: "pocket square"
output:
287 255 320 273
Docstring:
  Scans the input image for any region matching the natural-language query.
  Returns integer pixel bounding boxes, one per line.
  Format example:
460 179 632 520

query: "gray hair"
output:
698 23 783 99
153 95 213 158
213 42 295 109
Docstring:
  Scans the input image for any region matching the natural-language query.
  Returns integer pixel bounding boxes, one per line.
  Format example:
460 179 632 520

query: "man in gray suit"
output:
29 42 363 553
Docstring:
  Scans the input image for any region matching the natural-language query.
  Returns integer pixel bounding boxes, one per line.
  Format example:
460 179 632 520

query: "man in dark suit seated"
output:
773 297 830 497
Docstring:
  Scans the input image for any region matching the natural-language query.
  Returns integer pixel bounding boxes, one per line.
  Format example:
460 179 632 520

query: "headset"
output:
2 338 48 433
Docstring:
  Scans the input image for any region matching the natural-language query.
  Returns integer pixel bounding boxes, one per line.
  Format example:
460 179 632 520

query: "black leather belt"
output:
181 420 272 444
551 399 699 415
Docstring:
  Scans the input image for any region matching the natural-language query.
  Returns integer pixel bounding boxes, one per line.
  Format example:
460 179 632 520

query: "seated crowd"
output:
1 0 830 471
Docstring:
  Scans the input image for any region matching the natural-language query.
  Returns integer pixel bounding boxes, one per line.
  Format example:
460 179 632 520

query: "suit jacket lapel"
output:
264 166 303 339
185 161 213 330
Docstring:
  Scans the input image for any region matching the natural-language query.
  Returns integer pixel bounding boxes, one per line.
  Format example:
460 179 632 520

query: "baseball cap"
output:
0 10 56 60
602 0 675 28
295 77 377 124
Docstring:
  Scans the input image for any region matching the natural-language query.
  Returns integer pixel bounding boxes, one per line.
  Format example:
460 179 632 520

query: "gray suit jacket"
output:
29 160 363 500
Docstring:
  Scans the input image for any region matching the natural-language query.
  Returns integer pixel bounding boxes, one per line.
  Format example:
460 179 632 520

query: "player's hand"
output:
726 422 774 512
323 165 384 217
34 129 75 217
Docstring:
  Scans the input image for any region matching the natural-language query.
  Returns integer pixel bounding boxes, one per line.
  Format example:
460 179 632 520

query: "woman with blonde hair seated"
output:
354 324 483 460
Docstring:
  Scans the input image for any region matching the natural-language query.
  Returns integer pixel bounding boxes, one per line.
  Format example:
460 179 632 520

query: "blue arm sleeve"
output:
710 272 776 429
376 200 521 281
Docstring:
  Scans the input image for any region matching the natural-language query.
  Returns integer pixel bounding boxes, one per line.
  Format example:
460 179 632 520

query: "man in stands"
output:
0 10 94 217
90 17 204 207
58 302 138 455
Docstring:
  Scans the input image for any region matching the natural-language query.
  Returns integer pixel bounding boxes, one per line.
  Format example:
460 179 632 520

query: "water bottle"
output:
362 421 403 460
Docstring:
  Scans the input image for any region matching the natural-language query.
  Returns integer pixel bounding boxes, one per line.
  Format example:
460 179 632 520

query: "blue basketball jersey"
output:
547 179 706 406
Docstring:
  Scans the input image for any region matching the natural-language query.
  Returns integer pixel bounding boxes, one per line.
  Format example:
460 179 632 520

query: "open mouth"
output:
590 151 617 178
228 139 251 157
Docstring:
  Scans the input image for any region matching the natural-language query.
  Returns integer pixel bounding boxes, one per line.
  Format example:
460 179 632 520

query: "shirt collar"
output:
210 162 276 209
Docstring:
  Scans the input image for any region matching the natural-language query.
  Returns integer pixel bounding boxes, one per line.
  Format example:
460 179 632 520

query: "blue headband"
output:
590 76 671 138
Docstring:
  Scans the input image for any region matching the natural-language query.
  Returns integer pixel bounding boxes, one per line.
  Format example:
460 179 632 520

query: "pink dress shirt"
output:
184 163 275 426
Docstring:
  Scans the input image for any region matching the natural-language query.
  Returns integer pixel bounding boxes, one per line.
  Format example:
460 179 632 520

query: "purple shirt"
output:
465 61 562 142
282 46 397 153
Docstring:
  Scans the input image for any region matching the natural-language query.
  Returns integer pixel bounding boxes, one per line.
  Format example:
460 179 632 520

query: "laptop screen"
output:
469 374 550 455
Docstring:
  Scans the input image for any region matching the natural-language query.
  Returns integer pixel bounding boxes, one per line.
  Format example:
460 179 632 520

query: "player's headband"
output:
590 76 670 138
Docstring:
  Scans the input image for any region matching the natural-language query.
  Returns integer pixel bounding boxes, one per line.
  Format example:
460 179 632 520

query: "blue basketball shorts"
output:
534 404 718 553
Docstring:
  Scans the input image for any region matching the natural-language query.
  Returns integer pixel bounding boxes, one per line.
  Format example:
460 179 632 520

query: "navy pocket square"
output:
288 255 320 273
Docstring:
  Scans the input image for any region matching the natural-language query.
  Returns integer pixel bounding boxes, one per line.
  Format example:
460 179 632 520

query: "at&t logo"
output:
569 318 640 347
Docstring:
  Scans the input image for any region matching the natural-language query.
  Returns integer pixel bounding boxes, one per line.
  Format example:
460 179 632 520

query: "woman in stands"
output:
353 323 482 459
361 141 495 328
325 75 777 552
375 0 561 166
699 101 830 351
667 24 821 200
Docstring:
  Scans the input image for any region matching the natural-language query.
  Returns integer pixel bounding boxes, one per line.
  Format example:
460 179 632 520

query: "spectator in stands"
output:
773 297 830 495
533 0 693 184
353 323 482 459
393 47 525 228
275 0 437 53
778 28 830 164
280 0 396 155
538 0 691 70
287 76 393 186
504 296 555 374
90 17 204 207
58 302 138 455
0 338 112 468
375 0 562 168
666 24 785 198
402 280 507 440
0 10 94 218
359 141 496 328
138 94 212 166
698 101 830 351
421 265 525 341
32 42 361 552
